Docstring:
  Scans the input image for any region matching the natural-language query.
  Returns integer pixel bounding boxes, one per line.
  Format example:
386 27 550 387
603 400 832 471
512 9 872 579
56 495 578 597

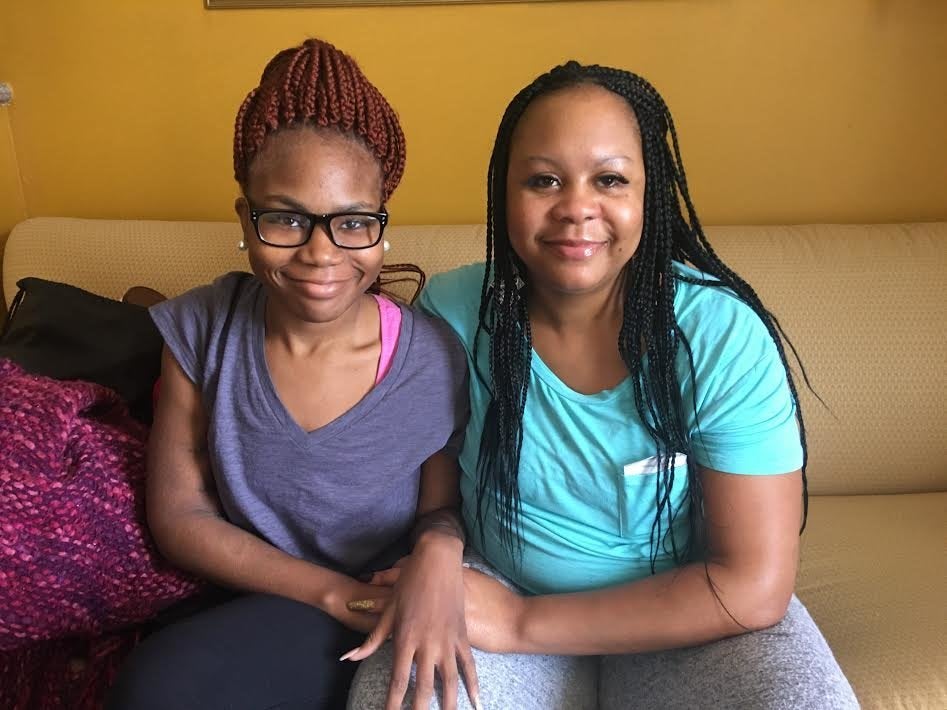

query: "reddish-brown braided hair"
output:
234 38 406 200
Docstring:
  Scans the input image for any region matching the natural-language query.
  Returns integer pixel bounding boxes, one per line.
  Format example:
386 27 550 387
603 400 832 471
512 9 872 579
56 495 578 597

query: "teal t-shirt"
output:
419 262 802 595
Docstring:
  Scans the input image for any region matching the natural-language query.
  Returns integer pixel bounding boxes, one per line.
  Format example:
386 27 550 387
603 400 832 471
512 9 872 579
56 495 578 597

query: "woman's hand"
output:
321 575 394 634
342 534 480 710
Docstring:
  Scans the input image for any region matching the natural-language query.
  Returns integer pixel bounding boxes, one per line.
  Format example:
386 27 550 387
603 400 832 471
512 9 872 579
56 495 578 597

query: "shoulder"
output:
151 272 255 326
148 272 258 385
672 262 776 372
419 263 486 316
416 263 485 350
670 265 801 473
402 305 468 379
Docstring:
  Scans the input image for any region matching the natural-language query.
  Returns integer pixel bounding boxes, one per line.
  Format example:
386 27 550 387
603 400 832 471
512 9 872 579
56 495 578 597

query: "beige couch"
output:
4 217 945 709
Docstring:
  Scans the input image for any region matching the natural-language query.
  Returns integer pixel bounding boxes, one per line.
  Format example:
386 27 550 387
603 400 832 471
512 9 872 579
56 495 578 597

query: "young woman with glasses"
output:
108 38 478 710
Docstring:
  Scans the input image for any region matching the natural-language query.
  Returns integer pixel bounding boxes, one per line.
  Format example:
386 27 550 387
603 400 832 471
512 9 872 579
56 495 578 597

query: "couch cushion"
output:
798 492 947 710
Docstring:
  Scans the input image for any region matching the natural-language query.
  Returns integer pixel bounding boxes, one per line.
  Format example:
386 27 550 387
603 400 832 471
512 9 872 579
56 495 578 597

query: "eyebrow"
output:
522 155 634 167
260 194 378 213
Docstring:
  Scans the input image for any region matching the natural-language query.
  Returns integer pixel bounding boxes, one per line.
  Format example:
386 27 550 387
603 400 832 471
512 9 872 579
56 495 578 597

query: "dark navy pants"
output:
107 593 361 710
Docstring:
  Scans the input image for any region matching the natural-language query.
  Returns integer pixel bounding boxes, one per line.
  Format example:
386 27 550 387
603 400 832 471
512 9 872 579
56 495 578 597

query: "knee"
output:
106 642 187 710
106 624 229 710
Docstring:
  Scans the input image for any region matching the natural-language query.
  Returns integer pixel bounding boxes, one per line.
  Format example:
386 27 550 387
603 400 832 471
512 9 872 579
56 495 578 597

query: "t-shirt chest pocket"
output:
618 453 688 538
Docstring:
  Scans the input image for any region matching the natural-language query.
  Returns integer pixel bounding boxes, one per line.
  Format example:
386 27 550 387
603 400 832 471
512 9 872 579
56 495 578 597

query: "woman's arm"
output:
343 451 479 710
146 346 384 631
466 466 802 655
412 452 466 545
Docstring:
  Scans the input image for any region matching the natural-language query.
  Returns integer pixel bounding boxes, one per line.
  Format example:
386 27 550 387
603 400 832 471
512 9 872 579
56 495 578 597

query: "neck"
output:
527 276 625 335
264 293 374 357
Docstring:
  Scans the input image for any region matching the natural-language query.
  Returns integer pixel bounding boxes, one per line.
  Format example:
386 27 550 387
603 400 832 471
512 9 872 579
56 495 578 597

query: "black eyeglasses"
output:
248 208 388 249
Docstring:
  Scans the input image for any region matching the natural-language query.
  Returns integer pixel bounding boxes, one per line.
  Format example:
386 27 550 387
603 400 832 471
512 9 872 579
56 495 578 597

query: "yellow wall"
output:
1 0 945 227
0 104 27 303
0 109 25 229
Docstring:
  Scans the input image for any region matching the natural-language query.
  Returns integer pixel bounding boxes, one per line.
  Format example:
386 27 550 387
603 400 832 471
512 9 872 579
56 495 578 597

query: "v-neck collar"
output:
249 290 412 451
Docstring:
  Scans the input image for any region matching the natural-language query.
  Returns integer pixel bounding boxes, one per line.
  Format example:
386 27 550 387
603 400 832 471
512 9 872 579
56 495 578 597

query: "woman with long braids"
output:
347 61 857 708
107 39 478 710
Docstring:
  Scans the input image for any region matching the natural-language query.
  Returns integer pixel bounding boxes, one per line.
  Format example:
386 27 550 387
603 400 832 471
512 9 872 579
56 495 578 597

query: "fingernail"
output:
474 699 484 710
339 648 358 662
347 599 375 611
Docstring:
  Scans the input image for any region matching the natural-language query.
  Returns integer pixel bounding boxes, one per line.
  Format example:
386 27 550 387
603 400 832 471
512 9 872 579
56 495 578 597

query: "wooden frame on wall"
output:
206 0 564 7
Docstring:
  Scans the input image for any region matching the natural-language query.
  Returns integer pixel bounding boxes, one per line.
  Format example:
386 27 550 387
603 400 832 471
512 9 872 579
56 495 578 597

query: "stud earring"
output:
383 240 390 253
238 240 248 252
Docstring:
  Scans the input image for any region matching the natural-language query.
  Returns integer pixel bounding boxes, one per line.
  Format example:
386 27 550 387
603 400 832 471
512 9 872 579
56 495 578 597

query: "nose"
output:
298 223 343 265
550 182 600 224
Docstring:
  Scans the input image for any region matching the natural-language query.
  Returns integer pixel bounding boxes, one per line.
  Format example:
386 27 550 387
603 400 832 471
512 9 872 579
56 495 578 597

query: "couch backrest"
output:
1 219 489 306
4 217 945 496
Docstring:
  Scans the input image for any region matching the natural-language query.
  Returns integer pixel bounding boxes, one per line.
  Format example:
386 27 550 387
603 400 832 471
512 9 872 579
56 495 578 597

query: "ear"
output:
235 196 254 240
235 196 249 224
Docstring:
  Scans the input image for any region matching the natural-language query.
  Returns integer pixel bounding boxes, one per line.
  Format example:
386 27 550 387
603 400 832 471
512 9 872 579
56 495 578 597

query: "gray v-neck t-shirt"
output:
151 272 468 574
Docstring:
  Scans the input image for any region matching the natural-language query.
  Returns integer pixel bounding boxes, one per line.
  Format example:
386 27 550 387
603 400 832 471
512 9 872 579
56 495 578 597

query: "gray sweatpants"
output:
347 553 858 710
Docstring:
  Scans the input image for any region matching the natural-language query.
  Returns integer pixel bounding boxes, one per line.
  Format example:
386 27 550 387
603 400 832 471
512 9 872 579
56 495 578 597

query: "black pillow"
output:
0 277 163 423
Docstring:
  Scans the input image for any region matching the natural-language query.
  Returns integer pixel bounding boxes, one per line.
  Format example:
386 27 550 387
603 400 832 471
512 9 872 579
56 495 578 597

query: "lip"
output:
285 275 348 300
542 239 608 260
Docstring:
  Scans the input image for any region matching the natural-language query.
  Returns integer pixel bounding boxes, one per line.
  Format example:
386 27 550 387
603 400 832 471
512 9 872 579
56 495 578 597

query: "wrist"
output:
414 528 465 554
307 567 347 613
412 507 466 547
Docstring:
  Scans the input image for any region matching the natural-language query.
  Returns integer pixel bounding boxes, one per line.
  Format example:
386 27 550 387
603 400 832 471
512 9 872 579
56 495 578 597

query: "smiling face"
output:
236 127 385 325
505 83 646 298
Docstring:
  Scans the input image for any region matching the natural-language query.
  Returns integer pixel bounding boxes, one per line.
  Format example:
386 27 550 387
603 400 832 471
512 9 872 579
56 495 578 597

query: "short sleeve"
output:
425 315 471 459
682 289 803 475
149 272 247 387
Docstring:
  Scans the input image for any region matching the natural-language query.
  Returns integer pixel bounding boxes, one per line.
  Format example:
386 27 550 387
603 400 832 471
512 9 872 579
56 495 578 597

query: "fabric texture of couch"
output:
3 217 945 709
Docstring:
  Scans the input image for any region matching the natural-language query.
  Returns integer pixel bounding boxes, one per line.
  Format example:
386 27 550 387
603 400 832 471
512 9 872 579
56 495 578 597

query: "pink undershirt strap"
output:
373 294 402 385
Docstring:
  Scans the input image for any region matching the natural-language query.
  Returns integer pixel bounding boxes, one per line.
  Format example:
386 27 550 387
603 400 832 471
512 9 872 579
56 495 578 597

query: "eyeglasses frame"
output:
248 207 389 250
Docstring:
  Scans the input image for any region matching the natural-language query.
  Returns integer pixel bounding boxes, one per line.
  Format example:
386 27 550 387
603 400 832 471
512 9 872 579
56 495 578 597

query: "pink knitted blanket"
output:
0 359 202 708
